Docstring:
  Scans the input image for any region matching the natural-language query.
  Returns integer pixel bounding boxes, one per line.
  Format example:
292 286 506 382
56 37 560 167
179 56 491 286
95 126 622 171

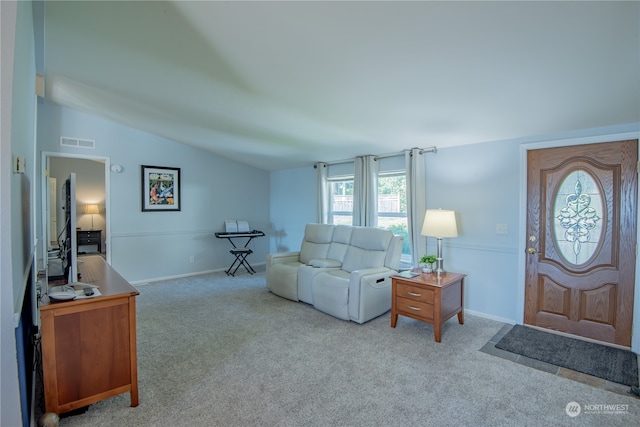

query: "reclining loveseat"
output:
266 224 403 323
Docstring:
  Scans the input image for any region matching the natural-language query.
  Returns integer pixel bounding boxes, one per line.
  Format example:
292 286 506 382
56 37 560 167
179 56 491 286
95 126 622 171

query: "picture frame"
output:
141 165 181 212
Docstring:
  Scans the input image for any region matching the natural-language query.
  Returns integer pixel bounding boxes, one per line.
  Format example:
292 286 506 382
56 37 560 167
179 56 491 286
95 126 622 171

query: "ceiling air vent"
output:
60 137 95 149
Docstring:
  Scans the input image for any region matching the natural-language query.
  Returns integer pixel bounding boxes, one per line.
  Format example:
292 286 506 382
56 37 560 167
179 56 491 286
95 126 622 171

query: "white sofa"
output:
266 224 403 323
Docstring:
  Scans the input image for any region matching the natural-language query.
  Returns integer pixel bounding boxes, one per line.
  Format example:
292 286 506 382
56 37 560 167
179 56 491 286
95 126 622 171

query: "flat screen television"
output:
61 173 79 283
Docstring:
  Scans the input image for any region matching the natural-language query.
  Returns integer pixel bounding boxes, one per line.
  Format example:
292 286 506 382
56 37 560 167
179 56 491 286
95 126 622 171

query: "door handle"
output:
527 247 537 254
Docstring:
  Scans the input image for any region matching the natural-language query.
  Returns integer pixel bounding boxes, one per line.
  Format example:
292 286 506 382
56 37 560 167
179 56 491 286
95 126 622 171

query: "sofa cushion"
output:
268 261 303 301
311 270 351 320
350 227 393 251
298 262 340 304
384 235 403 270
299 224 335 264
325 225 353 262
342 227 392 273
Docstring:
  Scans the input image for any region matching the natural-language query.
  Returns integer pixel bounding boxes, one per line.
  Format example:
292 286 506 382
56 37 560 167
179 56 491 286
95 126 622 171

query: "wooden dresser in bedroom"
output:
40 255 139 415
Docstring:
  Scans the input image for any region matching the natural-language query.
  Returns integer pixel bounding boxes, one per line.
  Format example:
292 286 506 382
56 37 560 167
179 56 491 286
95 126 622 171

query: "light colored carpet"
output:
54 270 640 426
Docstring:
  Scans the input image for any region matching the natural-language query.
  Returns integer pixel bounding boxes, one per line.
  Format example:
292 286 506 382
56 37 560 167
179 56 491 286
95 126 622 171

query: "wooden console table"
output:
391 270 466 342
40 256 139 414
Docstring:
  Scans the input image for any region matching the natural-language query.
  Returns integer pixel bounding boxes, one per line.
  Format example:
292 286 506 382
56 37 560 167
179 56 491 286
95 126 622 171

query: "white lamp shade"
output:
421 209 458 238
85 204 100 214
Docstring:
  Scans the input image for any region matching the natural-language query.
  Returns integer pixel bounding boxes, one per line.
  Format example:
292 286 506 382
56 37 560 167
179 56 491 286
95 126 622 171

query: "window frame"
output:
376 170 410 263
328 174 354 226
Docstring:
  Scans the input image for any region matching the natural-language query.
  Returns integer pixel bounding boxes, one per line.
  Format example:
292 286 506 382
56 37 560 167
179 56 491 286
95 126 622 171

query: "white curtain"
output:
315 162 329 224
353 155 378 226
406 148 427 266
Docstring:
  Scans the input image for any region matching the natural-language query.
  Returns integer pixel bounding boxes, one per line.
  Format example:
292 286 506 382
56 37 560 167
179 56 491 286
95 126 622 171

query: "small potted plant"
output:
420 254 437 273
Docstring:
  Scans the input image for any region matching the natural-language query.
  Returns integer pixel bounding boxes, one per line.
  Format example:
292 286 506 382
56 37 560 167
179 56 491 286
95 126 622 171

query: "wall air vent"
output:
60 137 95 149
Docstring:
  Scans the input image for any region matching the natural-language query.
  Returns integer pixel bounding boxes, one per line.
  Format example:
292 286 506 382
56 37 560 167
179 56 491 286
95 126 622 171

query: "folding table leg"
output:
225 257 241 276
227 249 253 276
239 255 255 274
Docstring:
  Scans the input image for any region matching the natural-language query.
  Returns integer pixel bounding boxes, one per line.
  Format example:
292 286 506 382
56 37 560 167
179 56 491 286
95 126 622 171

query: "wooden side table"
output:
77 229 102 253
391 270 466 342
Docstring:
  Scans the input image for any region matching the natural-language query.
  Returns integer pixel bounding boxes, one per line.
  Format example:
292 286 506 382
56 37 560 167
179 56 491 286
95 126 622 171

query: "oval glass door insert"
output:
553 169 603 265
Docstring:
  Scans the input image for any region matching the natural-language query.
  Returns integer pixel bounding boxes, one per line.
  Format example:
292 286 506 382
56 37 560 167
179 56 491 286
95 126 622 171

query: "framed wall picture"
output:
141 165 181 212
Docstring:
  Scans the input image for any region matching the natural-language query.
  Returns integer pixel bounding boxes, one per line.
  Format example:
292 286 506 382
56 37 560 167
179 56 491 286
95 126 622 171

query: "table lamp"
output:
85 204 99 230
421 209 458 274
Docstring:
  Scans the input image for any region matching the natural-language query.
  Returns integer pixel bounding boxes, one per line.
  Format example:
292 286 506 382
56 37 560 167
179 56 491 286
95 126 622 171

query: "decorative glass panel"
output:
553 170 603 265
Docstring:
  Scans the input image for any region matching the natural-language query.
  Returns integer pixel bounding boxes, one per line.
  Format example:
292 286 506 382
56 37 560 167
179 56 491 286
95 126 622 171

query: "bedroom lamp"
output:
85 204 99 230
421 209 458 275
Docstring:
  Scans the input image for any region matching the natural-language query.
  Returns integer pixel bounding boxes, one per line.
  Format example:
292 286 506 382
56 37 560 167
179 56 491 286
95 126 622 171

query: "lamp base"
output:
435 237 446 276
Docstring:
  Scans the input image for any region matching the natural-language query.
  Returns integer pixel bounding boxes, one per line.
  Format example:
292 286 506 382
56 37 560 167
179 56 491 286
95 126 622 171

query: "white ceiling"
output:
43 1 640 171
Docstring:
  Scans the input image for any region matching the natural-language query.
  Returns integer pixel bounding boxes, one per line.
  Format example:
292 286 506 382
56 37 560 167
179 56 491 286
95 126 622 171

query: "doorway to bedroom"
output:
43 153 111 281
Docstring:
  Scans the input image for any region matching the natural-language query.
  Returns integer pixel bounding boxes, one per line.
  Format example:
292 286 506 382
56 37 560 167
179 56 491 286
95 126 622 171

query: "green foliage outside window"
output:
386 223 410 255
378 175 406 212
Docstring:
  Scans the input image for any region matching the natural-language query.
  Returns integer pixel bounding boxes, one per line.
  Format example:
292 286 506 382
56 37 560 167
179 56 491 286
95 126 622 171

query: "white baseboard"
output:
130 262 265 286
465 308 516 325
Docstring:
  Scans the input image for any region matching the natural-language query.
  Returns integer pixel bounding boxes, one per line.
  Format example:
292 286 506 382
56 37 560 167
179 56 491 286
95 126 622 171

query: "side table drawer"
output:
396 283 434 304
396 297 434 321
76 230 102 253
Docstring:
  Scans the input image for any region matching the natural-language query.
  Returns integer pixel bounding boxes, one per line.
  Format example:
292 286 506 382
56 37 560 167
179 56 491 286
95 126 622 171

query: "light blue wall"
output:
269 166 317 253
37 103 270 282
269 126 640 335
1 1 37 425
11 0 36 313
425 139 520 322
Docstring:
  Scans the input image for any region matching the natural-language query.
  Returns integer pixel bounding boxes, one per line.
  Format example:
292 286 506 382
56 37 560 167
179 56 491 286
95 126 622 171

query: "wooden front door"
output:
525 139 638 347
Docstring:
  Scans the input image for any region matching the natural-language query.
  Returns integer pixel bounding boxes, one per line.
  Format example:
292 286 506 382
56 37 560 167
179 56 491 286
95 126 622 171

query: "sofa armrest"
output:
348 267 396 323
349 267 394 287
266 251 301 267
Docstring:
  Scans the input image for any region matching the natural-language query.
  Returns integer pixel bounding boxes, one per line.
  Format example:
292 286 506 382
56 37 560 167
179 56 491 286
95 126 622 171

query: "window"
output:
377 172 410 262
553 169 603 265
329 176 354 225
321 154 418 267
328 170 410 262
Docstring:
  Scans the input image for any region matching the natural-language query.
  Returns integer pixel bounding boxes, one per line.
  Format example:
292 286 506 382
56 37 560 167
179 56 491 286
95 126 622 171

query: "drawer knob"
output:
408 306 421 311
407 292 421 297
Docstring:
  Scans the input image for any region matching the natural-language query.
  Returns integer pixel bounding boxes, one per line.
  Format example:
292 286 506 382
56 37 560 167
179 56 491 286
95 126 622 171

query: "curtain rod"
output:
374 146 437 160
316 146 437 167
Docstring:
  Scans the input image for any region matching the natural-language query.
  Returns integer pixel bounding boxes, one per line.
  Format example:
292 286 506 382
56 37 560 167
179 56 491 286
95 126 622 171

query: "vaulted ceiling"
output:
42 1 639 171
